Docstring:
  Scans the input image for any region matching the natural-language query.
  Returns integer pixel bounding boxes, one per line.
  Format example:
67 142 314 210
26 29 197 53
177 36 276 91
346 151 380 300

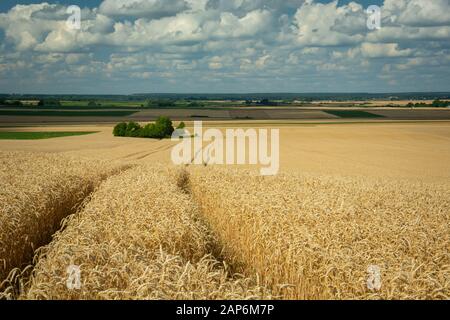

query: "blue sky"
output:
0 0 449 94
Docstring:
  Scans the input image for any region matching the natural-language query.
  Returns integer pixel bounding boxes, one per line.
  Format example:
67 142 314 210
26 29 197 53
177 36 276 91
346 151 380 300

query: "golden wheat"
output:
24 165 269 300
188 167 450 300
3 148 448 300
0 151 127 296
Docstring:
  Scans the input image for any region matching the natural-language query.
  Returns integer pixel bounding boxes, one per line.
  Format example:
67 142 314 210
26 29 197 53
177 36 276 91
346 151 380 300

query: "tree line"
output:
113 117 185 139
406 100 450 108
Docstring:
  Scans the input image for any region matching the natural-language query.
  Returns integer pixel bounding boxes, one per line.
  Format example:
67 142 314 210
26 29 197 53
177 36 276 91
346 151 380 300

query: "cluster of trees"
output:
407 100 450 108
145 99 176 108
88 100 99 107
431 100 450 108
244 99 279 106
186 101 205 108
38 99 61 107
144 99 207 108
113 117 185 139
0 100 23 106
257 99 278 106
0 99 67 107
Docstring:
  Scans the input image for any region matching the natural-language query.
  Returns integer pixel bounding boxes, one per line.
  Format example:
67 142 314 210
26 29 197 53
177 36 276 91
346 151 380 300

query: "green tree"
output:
126 121 142 137
432 100 449 108
114 118 175 139
113 122 127 137
155 116 174 137
146 99 176 108
157 100 176 107
38 99 61 107
140 123 155 138
187 101 204 108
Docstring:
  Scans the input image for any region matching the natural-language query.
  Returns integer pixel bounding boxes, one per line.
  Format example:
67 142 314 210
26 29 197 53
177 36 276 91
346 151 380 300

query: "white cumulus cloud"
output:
99 0 190 19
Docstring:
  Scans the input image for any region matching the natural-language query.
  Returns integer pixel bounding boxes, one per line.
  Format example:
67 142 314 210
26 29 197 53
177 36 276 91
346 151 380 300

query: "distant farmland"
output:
0 132 97 140
1 108 450 124
0 110 137 117
324 110 384 118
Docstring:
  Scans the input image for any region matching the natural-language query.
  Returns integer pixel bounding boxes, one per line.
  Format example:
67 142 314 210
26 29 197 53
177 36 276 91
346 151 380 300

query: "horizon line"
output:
2 92 450 96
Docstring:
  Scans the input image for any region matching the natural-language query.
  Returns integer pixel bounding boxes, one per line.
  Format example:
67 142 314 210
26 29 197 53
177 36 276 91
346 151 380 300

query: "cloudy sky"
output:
0 0 449 94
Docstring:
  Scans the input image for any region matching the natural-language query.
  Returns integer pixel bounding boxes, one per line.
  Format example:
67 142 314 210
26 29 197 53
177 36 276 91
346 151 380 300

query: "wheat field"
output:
188 167 450 299
0 123 449 300
5 163 448 300
24 165 269 300
0 151 128 297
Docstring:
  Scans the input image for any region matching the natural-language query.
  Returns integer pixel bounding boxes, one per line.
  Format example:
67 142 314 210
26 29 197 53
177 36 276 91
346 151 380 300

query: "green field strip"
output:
0 131 98 140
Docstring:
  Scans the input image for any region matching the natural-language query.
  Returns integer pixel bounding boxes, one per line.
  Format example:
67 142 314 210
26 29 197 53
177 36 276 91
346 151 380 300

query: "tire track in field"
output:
116 142 176 161
0 161 134 300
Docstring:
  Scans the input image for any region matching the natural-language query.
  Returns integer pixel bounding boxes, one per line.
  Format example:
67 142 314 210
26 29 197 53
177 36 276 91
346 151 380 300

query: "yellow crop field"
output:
188 167 450 300
0 152 128 297
24 166 268 300
2 0 450 306
0 122 449 300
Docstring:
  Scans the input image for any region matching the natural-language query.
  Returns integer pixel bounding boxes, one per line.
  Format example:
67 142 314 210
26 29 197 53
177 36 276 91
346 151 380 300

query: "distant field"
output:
0 110 137 117
325 110 385 118
1 108 450 124
60 100 238 109
0 132 97 140
0 105 140 111
61 100 145 108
